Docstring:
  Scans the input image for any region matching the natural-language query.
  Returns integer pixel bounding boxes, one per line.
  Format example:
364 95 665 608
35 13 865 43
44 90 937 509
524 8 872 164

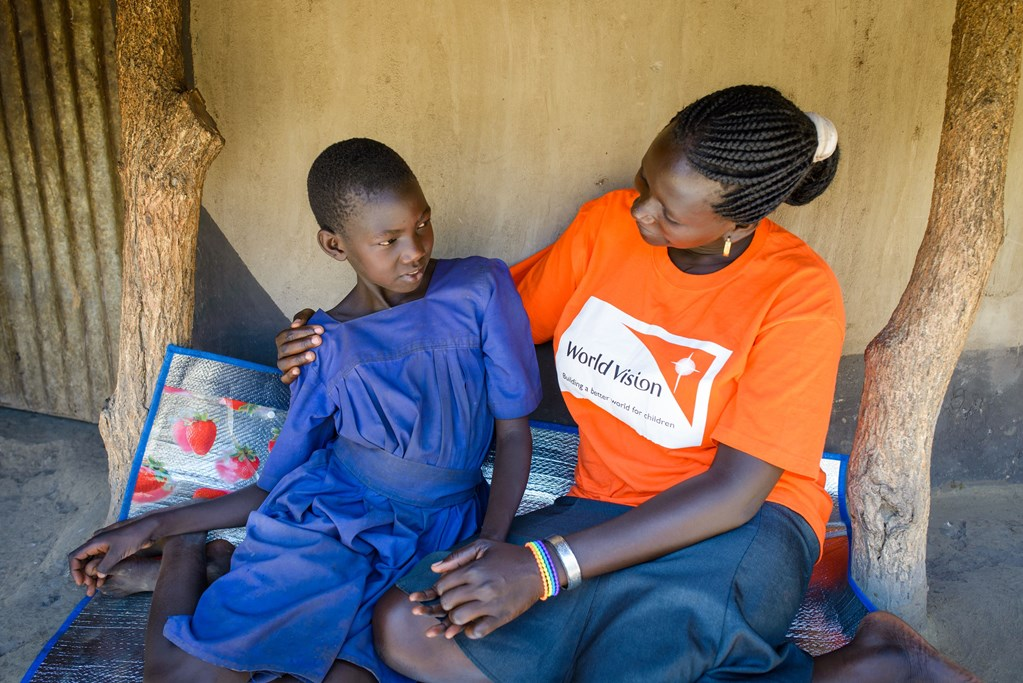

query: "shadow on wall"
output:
189 209 1022 486
192 207 290 368
827 349 1023 485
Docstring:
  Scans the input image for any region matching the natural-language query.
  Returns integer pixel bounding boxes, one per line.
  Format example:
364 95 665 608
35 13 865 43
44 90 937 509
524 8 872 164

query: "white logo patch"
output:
557 297 732 448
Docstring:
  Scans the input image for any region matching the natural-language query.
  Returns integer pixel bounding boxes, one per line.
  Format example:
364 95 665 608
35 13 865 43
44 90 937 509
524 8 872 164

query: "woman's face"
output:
631 128 737 251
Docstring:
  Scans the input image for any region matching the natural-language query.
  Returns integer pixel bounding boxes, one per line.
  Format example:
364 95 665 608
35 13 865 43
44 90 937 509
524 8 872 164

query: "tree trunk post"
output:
99 0 223 519
848 0 1022 629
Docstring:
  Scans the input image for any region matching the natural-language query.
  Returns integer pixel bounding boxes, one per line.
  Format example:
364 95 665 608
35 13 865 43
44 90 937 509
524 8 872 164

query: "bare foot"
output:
96 540 236 597
97 555 161 597
859 612 981 682
814 611 981 682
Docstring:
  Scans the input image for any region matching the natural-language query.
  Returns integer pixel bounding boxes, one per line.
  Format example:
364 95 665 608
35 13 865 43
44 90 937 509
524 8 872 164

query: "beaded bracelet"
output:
524 540 560 600
535 539 561 598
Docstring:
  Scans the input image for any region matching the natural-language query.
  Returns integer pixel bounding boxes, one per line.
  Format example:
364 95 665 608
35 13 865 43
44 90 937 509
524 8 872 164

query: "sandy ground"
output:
0 406 1020 682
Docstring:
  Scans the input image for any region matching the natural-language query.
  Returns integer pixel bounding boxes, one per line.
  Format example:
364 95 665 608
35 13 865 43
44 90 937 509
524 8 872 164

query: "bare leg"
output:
277 660 374 682
322 660 377 682
813 612 980 683
143 533 246 683
99 539 235 597
203 539 235 584
372 587 489 683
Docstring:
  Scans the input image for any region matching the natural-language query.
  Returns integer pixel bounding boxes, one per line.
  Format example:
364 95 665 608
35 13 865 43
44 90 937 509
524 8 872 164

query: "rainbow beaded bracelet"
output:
524 540 560 600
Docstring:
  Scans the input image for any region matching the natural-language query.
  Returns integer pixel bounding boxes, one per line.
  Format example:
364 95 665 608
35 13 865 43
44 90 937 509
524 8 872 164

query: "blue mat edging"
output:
166 345 281 377
117 349 175 521
21 595 93 683
829 450 877 613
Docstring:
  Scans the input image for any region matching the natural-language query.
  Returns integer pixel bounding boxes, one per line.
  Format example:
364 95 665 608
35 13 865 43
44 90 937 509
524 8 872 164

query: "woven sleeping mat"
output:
25 346 869 681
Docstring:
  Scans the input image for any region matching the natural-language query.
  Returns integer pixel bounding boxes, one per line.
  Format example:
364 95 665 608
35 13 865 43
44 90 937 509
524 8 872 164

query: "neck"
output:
329 260 436 321
668 232 755 274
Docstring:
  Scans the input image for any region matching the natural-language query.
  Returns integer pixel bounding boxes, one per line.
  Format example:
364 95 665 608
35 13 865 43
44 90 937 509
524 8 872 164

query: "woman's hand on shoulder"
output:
408 539 543 640
67 514 161 596
275 309 323 385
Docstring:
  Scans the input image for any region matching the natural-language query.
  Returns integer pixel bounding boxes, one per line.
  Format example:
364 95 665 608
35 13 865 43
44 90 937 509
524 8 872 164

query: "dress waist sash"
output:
335 437 483 508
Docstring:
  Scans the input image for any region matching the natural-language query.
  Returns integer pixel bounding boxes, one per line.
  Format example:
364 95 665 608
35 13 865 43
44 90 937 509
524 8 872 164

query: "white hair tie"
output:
805 112 838 163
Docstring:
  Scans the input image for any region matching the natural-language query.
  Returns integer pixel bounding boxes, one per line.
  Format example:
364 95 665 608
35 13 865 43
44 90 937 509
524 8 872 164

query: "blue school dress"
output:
163 257 541 683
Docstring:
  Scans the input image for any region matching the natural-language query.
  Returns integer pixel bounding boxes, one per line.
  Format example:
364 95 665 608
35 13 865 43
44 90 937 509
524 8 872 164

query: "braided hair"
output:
307 138 417 236
668 85 839 226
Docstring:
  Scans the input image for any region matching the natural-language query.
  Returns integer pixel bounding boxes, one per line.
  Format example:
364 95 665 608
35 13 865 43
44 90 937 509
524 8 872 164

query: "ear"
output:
730 222 758 243
317 228 348 262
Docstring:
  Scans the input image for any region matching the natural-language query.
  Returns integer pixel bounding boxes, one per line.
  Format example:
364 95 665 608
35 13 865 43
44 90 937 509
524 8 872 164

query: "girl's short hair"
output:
669 85 840 225
307 138 416 235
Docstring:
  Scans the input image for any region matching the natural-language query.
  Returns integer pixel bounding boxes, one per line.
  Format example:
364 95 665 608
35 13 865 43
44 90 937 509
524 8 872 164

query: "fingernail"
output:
314 327 324 334
312 336 321 345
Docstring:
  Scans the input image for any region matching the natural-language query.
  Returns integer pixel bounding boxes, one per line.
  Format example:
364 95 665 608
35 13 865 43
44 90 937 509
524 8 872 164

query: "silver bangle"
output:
546 534 582 590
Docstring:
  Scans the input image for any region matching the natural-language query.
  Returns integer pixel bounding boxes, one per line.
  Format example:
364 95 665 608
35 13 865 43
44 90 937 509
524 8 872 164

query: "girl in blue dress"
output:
68 138 542 683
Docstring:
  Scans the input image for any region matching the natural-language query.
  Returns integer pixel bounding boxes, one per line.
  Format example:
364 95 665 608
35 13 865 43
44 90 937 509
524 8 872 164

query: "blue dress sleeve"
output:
256 359 338 492
481 260 543 419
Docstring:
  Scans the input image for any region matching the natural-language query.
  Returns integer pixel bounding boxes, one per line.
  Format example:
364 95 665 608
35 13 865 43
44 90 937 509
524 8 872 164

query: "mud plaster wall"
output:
190 0 1022 356
186 1 1023 482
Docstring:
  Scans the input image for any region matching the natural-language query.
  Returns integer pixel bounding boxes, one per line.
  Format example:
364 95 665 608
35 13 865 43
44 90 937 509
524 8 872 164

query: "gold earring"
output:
722 236 732 257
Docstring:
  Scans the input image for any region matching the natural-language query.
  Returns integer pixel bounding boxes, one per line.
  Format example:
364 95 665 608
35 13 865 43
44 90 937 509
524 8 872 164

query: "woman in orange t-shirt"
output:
278 86 975 683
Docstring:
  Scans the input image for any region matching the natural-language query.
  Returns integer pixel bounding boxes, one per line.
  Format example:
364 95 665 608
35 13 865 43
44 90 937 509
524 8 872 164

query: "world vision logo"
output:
623 326 721 426
556 297 733 448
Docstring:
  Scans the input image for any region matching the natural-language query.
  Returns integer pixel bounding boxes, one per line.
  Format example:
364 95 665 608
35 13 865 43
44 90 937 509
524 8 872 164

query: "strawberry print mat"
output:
120 347 289 544
24 346 869 682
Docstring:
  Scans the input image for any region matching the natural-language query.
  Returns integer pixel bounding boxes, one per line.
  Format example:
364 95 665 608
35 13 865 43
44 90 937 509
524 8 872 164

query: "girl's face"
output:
320 181 434 299
631 128 737 252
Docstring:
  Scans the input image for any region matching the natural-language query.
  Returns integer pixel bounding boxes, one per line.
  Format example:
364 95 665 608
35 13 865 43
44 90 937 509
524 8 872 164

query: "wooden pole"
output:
98 0 223 519
848 0 1022 629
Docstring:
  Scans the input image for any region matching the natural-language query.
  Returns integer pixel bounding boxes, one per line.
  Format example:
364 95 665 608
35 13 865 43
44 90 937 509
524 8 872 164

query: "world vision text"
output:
564 341 664 397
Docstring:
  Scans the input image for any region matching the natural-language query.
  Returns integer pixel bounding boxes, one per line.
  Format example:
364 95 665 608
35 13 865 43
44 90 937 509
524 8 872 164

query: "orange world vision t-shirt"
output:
511 189 845 550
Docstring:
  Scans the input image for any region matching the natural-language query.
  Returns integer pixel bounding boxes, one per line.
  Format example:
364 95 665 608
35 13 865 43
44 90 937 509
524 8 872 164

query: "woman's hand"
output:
408 539 543 640
275 309 323 385
68 514 161 596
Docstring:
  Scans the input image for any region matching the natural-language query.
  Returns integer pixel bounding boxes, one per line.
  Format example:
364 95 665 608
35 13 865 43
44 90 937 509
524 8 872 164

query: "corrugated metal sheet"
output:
0 0 121 422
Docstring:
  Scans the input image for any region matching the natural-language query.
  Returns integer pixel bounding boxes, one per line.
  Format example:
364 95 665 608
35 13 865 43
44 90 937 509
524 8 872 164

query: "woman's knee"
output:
374 586 488 682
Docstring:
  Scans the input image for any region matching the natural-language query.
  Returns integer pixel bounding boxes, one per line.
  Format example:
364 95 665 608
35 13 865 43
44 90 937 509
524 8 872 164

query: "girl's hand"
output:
409 539 543 640
275 309 323 385
68 515 161 596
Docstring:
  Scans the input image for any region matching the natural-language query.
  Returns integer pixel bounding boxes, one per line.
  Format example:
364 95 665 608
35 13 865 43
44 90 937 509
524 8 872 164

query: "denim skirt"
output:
399 497 818 682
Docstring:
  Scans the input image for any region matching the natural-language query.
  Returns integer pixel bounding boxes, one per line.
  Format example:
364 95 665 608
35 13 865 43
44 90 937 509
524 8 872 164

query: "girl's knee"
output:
143 661 198 683
143 649 240 683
